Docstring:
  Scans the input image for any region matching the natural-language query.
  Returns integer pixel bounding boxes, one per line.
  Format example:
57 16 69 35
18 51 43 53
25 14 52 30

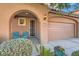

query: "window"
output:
18 17 26 26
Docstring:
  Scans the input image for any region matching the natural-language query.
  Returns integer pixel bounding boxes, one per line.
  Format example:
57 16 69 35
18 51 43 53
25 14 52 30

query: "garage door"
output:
48 22 75 41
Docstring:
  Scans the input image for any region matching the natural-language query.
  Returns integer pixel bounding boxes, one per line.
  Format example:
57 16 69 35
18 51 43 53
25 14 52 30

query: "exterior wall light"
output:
44 15 47 21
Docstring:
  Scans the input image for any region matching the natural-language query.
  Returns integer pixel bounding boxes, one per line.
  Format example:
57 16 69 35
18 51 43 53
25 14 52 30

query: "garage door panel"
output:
48 22 75 41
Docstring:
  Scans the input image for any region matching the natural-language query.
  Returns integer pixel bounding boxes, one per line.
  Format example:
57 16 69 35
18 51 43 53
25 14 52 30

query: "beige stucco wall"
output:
48 13 76 23
10 17 29 38
72 10 79 14
11 17 40 40
0 3 48 44
35 19 40 39
48 17 76 23
71 11 79 37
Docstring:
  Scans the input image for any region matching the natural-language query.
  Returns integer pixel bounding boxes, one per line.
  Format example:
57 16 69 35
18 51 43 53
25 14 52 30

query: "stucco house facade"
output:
0 3 79 44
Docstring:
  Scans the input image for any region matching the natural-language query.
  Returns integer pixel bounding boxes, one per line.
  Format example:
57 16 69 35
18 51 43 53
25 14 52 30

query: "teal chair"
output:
12 32 19 39
21 32 29 39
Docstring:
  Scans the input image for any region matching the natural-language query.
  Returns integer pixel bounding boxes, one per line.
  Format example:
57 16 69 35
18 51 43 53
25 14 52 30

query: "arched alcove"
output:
9 10 40 43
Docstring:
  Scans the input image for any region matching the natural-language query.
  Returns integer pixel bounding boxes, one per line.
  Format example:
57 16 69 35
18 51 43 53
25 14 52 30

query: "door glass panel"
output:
30 20 35 36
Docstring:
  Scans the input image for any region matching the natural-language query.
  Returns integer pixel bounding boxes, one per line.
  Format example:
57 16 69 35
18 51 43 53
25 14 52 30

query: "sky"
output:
62 3 79 13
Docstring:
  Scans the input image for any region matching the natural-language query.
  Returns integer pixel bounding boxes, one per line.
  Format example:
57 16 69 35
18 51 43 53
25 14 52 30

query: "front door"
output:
30 20 35 36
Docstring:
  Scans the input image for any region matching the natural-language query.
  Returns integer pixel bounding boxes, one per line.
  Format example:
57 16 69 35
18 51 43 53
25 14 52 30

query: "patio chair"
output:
12 32 19 39
21 32 29 39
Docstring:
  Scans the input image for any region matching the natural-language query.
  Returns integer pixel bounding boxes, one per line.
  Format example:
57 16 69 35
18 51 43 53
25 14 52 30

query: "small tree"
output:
50 3 71 15
50 3 70 11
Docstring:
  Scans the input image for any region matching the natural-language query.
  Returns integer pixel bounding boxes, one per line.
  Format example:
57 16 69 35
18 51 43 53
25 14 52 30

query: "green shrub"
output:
35 45 54 56
0 39 32 56
71 50 79 56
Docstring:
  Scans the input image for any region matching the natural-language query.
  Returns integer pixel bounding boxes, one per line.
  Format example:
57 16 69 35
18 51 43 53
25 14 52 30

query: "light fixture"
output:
25 12 29 15
44 15 47 21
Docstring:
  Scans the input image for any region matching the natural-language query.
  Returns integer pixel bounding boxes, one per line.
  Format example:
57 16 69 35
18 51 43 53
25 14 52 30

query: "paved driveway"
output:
44 38 79 56
32 38 79 56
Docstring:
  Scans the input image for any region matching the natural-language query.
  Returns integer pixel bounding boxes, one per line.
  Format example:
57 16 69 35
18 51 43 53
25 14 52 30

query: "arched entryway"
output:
9 10 40 43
